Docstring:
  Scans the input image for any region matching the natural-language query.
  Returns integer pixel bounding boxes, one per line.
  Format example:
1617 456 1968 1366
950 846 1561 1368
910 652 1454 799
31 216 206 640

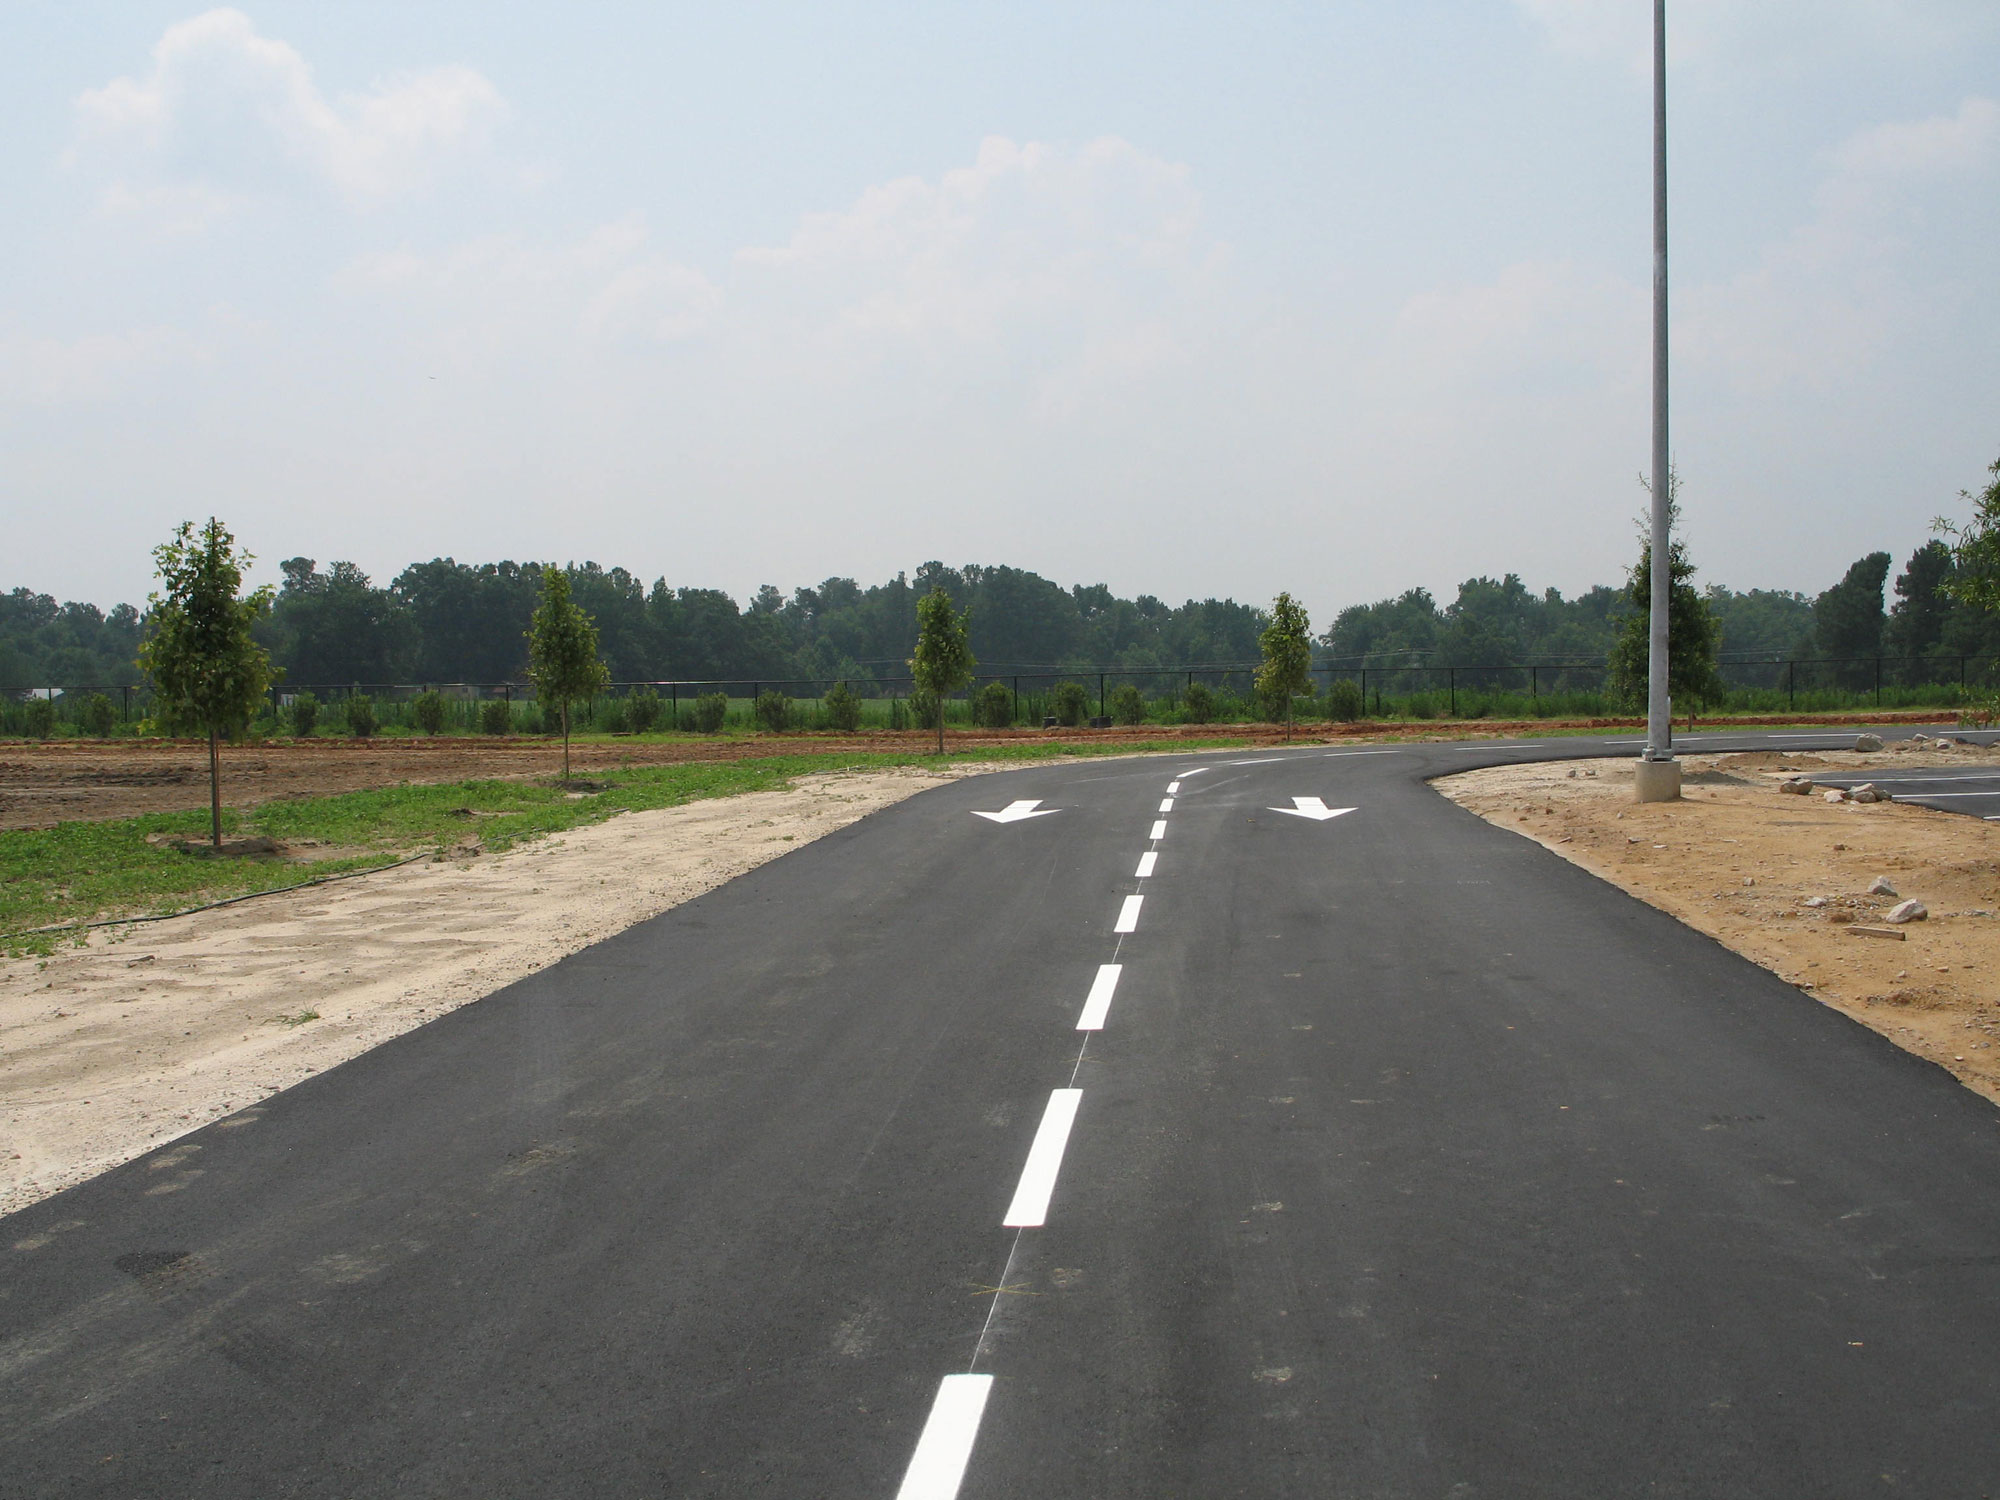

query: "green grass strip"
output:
0 740 1251 955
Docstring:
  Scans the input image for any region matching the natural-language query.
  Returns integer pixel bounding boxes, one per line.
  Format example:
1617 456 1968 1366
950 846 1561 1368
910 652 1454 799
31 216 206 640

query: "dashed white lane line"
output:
1077 964 1122 1031
1150 819 1167 840
1003 1089 1084 1227
1167 780 1181 793
1135 851 1158 878
1158 797 1175 813
1114 894 1143 933
1177 767 1209 776
896 1374 994 1500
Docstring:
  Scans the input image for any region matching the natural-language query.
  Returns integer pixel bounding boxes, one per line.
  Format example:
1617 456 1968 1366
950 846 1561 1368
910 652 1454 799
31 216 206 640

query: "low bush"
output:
1325 679 1363 722
480 698 513 735
80 693 118 737
823 682 861 732
626 687 663 733
343 693 377 738
23 698 56 738
754 690 791 733
910 687 942 730
1182 682 1216 724
973 681 1014 729
889 696 910 731
1108 683 1146 726
1051 681 1089 727
412 690 447 736
291 691 319 737
692 692 729 734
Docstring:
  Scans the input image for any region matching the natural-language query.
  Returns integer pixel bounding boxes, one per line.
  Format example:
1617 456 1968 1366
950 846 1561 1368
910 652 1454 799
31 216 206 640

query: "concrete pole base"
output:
1634 758 1682 803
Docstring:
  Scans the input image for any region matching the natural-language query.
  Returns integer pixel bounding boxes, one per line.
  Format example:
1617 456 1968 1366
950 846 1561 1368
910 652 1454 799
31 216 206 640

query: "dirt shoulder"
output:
1437 743 2000 1103
1 763 1009 1218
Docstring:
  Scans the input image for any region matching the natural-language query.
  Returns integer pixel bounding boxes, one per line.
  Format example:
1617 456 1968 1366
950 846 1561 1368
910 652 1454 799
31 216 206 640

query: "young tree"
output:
527 566 610 778
1812 551 1893 687
1605 477 1721 716
139 518 275 847
1937 452 2000 617
908 587 975 753
1256 592 1313 740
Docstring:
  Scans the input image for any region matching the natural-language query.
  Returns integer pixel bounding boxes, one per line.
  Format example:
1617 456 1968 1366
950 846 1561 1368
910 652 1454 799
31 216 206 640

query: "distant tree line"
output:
4 535 1997 697
1325 540 2000 690
0 558 1271 691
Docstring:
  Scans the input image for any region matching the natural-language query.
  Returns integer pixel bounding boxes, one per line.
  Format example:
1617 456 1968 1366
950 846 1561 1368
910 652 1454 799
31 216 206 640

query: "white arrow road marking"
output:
971 800 1058 823
896 1374 994 1500
1269 797 1356 822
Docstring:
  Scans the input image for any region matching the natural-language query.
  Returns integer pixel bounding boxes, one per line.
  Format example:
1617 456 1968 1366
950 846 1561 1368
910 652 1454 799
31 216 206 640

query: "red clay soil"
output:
0 710 1964 829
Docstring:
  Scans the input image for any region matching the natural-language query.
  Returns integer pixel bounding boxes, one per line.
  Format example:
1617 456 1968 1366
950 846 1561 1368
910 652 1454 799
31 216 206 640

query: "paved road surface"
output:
5 731 2000 1498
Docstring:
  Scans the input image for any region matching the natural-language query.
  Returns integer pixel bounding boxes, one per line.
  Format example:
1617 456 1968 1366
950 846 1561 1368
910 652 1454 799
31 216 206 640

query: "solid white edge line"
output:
1150 819 1168 840
1114 894 1143 933
895 1373 994 1500
1158 798 1174 812
1135 851 1157 878
1003 1089 1084 1227
1077 963 1122 1030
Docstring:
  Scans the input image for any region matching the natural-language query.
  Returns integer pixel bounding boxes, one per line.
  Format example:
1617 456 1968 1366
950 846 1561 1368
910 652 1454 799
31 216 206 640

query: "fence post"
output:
1360 668 1367 714
1787 659 1794 711
1530 665 1537 705
1098 674 1105 717
1012 675 1019 724
122 685 131 723
1875 657 1882 707
1449 667 1457 718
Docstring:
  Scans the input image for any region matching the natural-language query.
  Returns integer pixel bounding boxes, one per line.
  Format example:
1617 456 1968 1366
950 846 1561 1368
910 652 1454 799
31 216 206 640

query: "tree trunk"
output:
562 701 571 779
208 726 222 847
935 697 944 755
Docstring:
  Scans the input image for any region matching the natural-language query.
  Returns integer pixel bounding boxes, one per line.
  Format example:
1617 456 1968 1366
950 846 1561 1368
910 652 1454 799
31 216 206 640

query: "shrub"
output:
291 691 319 737
692 692 729 733
626 686 663 733
480 698 513 735
343 693 377 738
23 697 56 738
1324 679 1363 721
889 696 910 731
1108 683 1146 726
80 693 118 737
910 687 942 730
1051 681 1089 727
754 690 791 733
412 690 447 736
823 681 861 732
973 681 1014 729
1182 682 1216 724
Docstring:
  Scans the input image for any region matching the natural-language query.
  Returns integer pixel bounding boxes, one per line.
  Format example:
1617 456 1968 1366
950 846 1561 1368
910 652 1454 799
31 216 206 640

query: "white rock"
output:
1823 789 1847 803
1854 733 1884 751
1804 896 1828 908
1868 876 1898 897
1885 899 1928 924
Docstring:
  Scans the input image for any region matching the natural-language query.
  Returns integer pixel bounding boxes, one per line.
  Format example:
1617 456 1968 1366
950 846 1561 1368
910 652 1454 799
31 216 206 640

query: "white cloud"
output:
342 135 1225 406
1681 96 1999 396
70 8 505 214
0 326 202 404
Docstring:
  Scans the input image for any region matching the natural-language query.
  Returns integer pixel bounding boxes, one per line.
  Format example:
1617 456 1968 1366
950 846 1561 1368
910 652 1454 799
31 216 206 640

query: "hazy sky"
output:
5 2 1997 626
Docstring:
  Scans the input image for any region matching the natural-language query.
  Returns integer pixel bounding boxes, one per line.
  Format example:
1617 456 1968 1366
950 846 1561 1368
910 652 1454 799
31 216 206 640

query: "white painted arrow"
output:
973 799 1060 824
1269 796 1355 822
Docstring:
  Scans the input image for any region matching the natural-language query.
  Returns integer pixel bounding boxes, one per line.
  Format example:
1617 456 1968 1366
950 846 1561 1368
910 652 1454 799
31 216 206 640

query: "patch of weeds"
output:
272 1010 320 1027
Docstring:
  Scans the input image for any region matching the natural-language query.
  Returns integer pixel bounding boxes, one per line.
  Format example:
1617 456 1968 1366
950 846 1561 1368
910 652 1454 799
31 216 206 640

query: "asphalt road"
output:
6 729 2000 1498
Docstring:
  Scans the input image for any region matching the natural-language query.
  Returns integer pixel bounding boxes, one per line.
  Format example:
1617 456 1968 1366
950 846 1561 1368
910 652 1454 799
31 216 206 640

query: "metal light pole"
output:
1635 0 1682 803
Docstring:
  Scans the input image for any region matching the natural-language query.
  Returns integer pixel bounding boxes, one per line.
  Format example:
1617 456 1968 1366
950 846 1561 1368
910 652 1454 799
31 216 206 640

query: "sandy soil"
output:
0 764 1004 1218
1437 742 2000 1102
